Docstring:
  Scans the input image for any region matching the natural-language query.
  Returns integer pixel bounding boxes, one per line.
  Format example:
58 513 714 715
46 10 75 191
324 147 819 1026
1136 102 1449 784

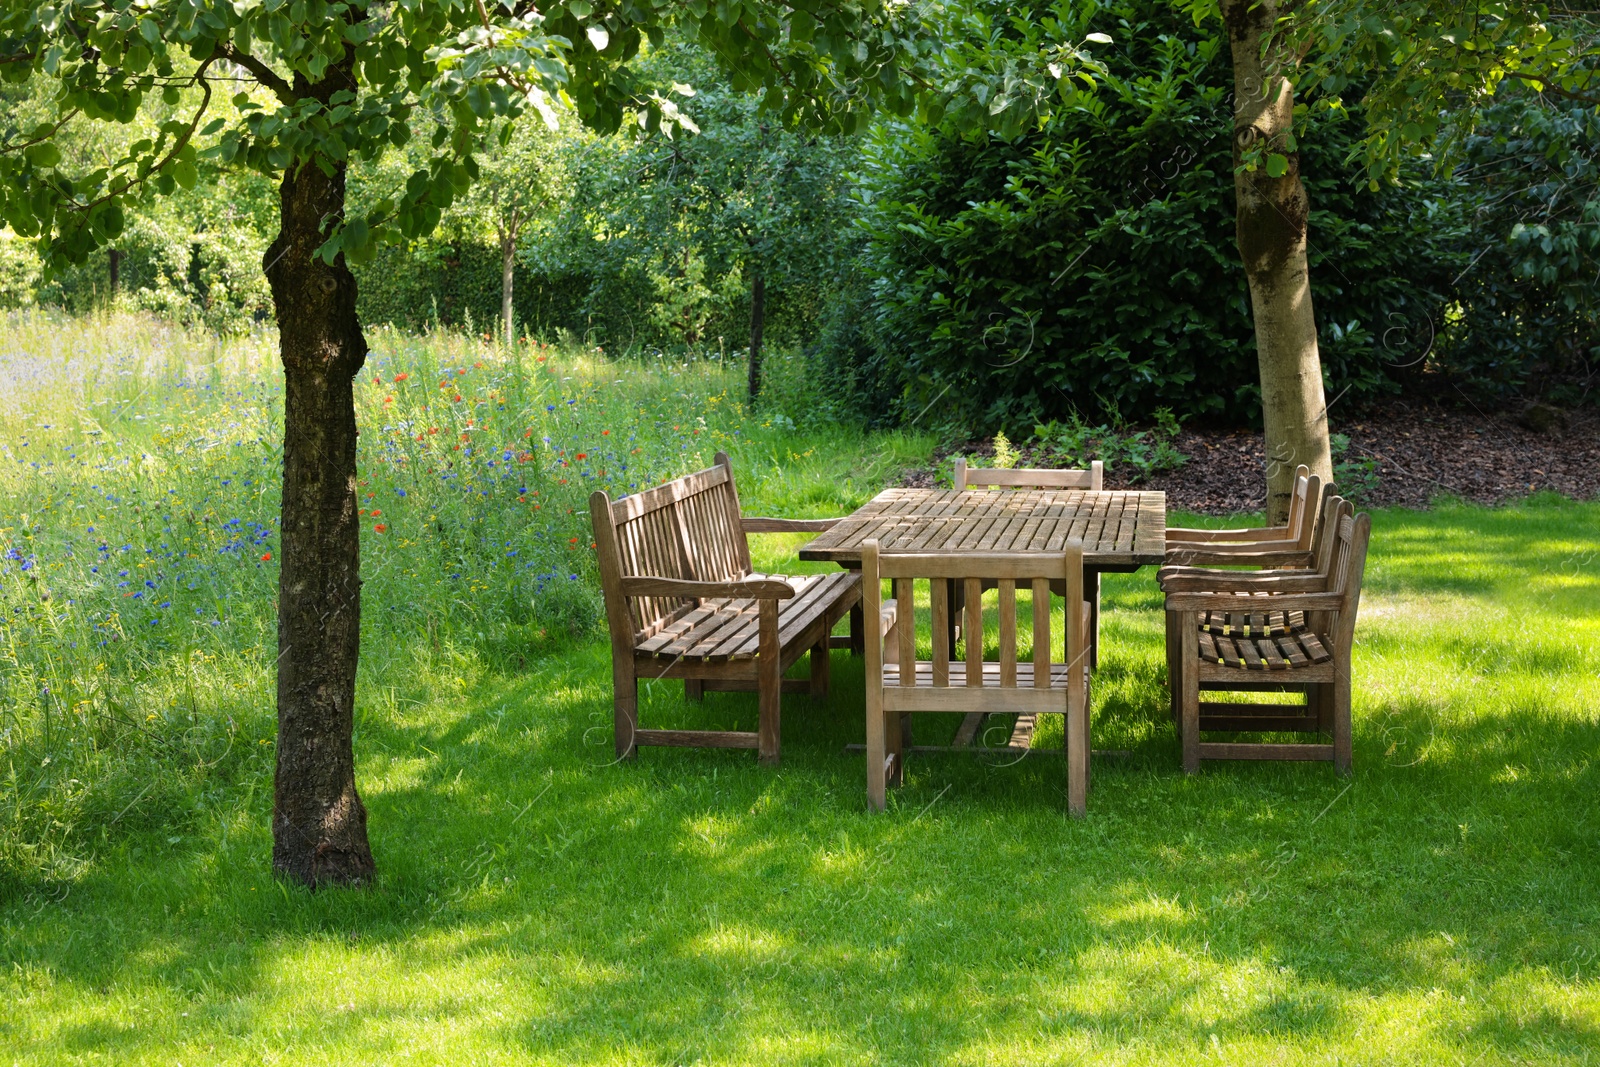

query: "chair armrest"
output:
741 517 844 533
1159 571 1327 593
620 576 796 600
1166 525 1290 543
1164 546 1315 568
1166 591 1344 611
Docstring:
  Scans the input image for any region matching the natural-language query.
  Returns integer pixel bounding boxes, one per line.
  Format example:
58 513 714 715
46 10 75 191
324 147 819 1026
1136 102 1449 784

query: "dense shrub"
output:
1436 95 1600 405
838 1 1474 431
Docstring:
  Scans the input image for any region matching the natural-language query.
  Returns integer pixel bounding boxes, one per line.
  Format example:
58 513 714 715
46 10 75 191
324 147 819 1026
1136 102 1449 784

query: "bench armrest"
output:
620 576 796 600
741 517 845 533
1166 525 1290 543
1166 591 1344 612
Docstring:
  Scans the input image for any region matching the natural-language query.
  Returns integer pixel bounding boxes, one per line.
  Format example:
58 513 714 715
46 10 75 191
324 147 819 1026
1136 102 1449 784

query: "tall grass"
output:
0 309 930 890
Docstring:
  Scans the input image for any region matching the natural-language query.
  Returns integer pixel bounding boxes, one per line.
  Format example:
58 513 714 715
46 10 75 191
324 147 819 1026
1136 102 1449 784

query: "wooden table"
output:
797 487 1167 569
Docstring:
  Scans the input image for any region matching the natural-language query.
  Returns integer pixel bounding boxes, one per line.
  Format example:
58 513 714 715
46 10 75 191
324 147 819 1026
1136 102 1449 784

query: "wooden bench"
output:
590 452 863 765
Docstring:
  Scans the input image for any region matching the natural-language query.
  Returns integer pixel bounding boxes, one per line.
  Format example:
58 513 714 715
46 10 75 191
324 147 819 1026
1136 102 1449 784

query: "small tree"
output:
0 0 1093 886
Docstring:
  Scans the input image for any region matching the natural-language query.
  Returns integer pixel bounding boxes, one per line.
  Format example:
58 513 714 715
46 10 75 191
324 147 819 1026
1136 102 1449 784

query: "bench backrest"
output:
1328 508 1372 651
954 458 1104 491
862 541 1086 693
590 451 751 644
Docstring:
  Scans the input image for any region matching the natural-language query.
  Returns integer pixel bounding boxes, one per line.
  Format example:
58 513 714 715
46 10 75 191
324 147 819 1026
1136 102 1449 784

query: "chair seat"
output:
633 572 859 663
1197 628 1331 671
1199 608 1307 638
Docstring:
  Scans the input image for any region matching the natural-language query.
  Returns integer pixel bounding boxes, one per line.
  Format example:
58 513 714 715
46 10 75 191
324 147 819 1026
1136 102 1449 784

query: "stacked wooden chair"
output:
590 452 862 765
861 539 1093 815
952 458 1107 667
1161 494 1370 773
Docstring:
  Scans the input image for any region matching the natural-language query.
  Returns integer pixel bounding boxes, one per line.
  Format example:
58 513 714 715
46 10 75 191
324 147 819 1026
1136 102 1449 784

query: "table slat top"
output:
798 488 1166 567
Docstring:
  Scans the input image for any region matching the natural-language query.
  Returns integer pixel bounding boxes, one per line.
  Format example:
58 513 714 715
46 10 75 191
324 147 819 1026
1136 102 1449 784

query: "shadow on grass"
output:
8 502 1600 1062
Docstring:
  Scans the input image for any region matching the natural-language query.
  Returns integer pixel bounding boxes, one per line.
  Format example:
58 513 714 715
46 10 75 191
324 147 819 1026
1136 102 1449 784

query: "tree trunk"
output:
747 270 765 404
1223 0 1333 523
500 226 516 349
264 152 375 888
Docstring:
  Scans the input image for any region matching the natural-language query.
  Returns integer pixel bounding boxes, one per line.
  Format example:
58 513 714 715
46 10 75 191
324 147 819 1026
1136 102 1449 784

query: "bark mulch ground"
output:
902 398 1600 515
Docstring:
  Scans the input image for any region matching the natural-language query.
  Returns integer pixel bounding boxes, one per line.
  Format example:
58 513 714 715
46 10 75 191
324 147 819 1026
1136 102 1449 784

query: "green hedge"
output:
835 0 1471 430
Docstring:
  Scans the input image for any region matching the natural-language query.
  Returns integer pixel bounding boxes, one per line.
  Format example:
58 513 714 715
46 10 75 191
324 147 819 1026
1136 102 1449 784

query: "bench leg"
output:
684 679 704 702
809 640 830 698
613 662 638 761
849 602 864 657
757 600 781 766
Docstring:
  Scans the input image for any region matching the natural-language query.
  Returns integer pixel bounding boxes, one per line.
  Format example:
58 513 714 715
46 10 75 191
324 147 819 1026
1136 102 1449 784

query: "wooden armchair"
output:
861 539 1092 815
951 457 1106 667
590 452 862 765
1163 500 1370 774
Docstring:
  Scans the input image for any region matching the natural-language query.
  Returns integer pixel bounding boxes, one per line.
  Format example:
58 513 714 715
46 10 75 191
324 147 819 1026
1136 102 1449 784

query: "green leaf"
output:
566 0 592 16
586 25 609 52
171 159 199 189
1265 153 1288 178
26 143 61 169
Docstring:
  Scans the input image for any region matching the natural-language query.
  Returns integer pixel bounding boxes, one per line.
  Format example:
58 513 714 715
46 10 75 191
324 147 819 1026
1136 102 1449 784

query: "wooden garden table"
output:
796 487 1167 570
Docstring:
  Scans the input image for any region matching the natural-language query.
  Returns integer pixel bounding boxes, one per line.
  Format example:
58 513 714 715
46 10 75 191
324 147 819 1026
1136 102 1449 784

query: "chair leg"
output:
1180 616 1200 773
1067 668 1089 818
1333 669 1353 776
888 711 905 788
1164 609 1180 724
613 662 638 761
809 640 830 697
866 692 887 814
684 679 704 702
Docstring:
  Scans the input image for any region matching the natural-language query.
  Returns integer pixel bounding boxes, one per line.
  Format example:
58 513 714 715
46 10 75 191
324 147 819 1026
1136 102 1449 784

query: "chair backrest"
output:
954 458 1104 491
1327 508 1372 650
862 540 1086 695
1307 493 1351 576
589 451 751 644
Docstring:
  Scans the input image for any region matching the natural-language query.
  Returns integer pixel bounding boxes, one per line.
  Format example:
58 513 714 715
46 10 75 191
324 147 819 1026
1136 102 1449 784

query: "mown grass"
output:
2 312 1599 1065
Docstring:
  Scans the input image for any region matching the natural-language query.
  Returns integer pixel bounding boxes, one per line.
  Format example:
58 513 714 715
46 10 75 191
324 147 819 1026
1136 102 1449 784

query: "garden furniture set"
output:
592 454 1370 813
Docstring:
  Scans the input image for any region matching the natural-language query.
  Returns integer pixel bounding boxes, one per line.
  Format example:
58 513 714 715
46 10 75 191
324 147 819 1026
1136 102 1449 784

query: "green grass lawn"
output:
3 313 1598 1065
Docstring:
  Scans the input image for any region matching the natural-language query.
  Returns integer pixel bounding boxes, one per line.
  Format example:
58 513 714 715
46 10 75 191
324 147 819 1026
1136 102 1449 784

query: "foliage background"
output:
0 7 1594 426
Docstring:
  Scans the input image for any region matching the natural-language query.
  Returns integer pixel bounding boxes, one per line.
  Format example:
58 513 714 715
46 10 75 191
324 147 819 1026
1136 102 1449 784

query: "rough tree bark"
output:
1222 0 1333 523
263 81 376 887
747 269 765 403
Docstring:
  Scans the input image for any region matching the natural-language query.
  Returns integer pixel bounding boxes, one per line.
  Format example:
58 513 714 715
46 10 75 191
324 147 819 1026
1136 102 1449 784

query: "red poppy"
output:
374 524 387 533
601 430 610 435
261 552 272 561
575 452 587 460
453 394 462 402
370 509 381 517
394 373 409 383
428 427 438 435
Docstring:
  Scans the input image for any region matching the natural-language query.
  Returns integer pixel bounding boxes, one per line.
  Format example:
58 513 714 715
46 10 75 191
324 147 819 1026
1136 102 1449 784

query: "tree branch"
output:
215 43 299 104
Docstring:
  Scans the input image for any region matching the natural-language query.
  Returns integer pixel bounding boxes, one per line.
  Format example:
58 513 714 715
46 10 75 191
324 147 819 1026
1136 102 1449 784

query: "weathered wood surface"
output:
862 540 1091 816
798 488 1166 567
592 451 862 764
1167 497 1370 775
